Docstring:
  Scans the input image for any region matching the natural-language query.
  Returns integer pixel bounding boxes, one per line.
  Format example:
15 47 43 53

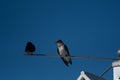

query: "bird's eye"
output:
119 77 120 79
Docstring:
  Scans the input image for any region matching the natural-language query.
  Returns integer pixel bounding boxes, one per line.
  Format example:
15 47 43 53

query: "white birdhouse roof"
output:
77 71 107 80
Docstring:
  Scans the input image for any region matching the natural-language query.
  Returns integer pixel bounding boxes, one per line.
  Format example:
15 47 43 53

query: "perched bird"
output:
117 49 120 57
56 40 72 67
25 42 36 55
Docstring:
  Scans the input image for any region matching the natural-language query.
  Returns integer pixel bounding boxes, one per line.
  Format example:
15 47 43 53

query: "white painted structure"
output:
112 60 120 80
76 59 120 80
77 71 106 80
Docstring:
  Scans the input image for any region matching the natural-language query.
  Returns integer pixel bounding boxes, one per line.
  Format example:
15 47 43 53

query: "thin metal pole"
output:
99 66 113 78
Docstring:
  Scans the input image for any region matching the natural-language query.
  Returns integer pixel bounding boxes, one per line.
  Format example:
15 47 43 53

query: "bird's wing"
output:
64 45 72 64
31 44 36 52
64 45 70 56
57 48 69 66
25 43 36 52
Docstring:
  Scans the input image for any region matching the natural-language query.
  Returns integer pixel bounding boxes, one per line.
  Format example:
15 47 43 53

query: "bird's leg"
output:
65 55 70 63
26 52 33 55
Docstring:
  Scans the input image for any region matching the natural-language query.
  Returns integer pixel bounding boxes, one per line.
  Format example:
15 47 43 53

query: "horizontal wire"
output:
24 53 120 61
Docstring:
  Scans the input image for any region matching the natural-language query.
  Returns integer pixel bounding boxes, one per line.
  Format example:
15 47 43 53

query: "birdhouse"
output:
112 60 120 80
77 71 106 80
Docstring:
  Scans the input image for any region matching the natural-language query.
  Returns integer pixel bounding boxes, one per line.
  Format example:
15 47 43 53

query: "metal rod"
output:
99 66 113 78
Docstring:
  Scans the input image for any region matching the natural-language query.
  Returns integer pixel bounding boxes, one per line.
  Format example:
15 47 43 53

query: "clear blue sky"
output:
0 0 120 80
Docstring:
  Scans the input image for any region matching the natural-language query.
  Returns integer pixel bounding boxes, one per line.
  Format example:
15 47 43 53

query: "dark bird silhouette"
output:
25 42 36 55
56 40 72 67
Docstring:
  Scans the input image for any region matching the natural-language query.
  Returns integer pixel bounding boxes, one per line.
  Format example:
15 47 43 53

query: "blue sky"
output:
1 0 120 80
